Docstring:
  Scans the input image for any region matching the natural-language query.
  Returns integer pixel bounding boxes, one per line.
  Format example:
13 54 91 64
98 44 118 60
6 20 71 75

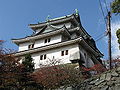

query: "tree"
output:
116 29 120 49
30 57 106 89
111 0 120 49
111 0 120 15
30 58 85 89
0 41 42 90
22 53 34 72
19 53 41 89
0 41 21 89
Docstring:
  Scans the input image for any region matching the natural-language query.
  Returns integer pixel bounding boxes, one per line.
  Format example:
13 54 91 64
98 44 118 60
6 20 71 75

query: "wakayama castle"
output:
12 10 103 69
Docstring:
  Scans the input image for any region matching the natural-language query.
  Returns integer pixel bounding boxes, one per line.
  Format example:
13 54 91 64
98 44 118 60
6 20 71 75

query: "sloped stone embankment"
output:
77 67 120 90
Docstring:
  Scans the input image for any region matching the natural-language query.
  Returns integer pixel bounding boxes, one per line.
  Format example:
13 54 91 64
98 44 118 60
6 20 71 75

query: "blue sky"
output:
0 0 119 59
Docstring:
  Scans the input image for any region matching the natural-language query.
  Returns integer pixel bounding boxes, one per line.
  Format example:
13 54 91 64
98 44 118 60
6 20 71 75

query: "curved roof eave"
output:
12 26 71 45
29 14 79 30
14 37 103 58
14 37 82 57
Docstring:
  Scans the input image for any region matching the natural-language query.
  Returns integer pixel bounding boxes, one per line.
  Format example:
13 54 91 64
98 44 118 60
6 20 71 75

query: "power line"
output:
96 0 109 42
103 0 109 13
98 0 107 26
95 31 108 42
95 32 105 39
95 33 107 42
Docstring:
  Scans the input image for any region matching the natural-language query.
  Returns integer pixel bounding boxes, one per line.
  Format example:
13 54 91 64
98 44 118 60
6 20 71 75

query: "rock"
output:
65 87 72 90
114 78 120 84
114 85 120 90
116 67 120 72
111 71 119 77
100 74 106 80
108 87 112 90
100 86 109 90
105 73 111 81
92 86 100 90
111 77 116 81
107 81 115 86
98 82 106 88
89 79 99 85
95 80 105 86
63 66 120 90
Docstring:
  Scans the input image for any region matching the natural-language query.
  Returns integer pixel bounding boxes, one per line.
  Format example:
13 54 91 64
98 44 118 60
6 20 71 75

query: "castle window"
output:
65 50 68 55
48 38 51 42
45 39 47 43
28 44 34 49
40 55 43 60
61 50 69 56
84 53 87 59
40 54 47 60
44 38 51 43
61 51 64 56
44 54 46 59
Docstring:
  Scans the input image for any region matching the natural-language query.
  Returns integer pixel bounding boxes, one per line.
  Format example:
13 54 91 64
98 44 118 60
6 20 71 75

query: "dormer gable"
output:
12 25 71 45
34 23 66 35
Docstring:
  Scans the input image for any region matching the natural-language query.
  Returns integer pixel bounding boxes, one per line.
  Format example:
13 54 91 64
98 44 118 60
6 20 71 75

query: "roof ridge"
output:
29 14 75 26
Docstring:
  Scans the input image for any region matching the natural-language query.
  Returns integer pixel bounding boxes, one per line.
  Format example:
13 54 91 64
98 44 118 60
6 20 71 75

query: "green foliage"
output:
22 53 34 72
116 29 120 37
111 0 120 15
116 29 120 49
116 29 120 47
118 39 120 44
112 0 120 48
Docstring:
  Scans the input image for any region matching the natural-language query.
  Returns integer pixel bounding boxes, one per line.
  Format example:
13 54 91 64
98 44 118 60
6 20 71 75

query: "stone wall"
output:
74 67 120 90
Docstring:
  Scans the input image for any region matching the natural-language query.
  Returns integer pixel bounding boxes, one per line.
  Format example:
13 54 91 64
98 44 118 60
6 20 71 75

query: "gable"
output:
35 24 66 35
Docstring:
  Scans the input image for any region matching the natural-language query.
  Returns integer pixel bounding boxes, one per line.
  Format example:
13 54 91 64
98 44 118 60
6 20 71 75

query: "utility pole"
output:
107 11 112 69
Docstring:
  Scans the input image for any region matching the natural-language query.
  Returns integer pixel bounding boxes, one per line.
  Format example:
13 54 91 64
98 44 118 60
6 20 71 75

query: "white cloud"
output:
111 20 120 58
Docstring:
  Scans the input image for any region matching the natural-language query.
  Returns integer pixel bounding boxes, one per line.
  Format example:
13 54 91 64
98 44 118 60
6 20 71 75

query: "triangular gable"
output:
35 24 65 35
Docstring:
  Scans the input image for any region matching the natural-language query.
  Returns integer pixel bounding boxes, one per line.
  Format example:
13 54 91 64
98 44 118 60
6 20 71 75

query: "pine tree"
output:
22 53 34 72
20 54 40 89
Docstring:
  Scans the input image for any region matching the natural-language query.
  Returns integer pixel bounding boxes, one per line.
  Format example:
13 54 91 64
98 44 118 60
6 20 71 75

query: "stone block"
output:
95 80 105 86
100 86 109 90
111 71 119 77
105 73 111 81
89 79 99 85
100 74 106 80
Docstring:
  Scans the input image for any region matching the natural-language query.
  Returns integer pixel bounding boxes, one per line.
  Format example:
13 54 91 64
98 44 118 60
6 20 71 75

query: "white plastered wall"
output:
19 42 30 51
18 34 62 51
32 44 79 69
34 34 62 48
